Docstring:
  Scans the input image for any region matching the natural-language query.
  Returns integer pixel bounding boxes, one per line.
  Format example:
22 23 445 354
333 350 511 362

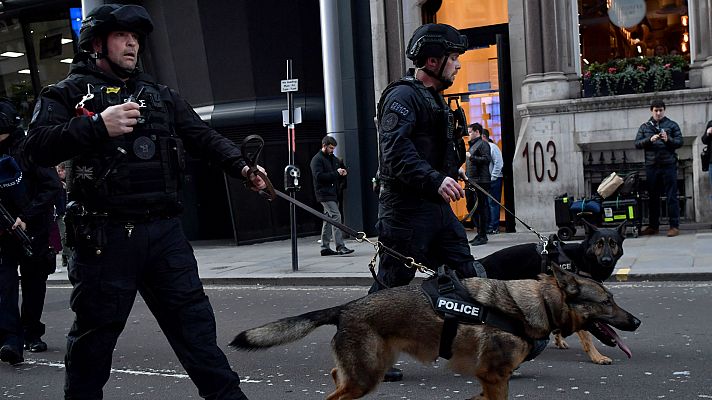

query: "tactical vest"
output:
377 72 460 180
66 76 185 217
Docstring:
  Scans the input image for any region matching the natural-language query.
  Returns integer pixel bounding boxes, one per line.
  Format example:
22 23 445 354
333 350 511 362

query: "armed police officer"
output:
0 98 60 366
369 23 487 381
25 4 264 399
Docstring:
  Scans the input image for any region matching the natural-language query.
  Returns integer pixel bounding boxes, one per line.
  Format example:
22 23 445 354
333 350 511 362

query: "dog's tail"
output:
229 305 343 350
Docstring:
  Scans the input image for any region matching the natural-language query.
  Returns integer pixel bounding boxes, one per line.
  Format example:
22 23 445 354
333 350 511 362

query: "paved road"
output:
2 281 711 399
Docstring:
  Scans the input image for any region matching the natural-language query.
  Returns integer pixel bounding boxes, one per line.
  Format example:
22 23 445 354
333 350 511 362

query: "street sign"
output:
282 107 302 126
281 79 299 92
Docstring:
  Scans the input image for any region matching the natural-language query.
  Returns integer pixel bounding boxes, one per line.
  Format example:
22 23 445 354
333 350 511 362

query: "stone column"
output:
688 0 712 87
81 0 105 17
521 0 572 103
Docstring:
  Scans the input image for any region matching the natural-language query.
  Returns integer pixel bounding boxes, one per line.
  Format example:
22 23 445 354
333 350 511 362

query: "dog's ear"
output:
616 220 628 239
551 264 581 297
582 219 598 236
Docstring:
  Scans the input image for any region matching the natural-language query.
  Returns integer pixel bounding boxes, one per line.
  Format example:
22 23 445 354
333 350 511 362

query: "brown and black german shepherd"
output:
479 220 627 364
231 267 640 400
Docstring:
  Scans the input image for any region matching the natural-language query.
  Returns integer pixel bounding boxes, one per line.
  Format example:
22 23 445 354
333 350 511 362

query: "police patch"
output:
380 112 399 132
389 101 410 116
133 136 156 160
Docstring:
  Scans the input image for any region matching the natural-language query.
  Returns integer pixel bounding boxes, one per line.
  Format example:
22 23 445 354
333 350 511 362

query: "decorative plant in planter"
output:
582 55 688 97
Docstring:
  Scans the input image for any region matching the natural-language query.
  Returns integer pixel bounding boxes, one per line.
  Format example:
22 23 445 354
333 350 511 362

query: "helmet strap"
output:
420 55 454 90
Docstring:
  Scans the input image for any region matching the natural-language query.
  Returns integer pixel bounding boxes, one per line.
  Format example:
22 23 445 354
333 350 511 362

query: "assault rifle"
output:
0 200 33 257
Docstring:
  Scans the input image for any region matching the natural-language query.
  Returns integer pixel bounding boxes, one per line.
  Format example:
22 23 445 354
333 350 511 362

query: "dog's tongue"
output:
598 322 632 358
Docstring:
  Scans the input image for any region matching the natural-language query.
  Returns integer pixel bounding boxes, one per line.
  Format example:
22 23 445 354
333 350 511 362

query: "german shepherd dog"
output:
231 267 640 400
478 220 627 364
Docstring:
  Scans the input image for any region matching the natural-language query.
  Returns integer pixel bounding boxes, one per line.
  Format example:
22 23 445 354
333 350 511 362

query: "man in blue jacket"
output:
310 136 354 256
634 99 683 237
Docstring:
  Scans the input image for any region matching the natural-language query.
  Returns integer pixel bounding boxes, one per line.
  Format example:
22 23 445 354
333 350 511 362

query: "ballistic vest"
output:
377 71 460 181
66 76 185 217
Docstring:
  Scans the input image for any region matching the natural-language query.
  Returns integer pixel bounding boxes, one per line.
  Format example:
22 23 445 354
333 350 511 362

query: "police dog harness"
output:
537 234 577 274
421 266 530 359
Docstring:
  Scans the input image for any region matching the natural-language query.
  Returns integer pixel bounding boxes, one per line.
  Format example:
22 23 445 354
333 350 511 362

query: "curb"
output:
46 273 712 288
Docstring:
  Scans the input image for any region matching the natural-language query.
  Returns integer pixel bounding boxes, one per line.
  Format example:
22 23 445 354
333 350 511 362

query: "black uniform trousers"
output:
64 218 246 400
473 182 490 238
369 188 482 292
0 246 22 351
0 242 49 351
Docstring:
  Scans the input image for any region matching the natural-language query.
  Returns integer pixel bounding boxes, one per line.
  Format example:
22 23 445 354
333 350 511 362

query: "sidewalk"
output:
47 223 712 286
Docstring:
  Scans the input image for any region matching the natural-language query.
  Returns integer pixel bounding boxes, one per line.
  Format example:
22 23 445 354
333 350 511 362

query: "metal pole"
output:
286 59 298 271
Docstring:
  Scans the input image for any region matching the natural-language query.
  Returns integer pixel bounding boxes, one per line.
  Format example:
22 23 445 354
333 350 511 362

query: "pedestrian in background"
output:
482 129 503 234
310 135 354 256
466 123 491 246
25 4 264 398
702 120 712 199
54 162 69 271
634 99 683 237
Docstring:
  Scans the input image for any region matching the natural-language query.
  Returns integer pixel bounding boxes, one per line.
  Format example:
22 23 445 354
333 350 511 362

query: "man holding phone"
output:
634 99 683 237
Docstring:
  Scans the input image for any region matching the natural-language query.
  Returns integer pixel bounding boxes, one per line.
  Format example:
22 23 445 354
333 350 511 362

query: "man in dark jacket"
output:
309 135 353 256
634 99 683 237
0 98 60 365
466 123 491 246
24 4 264 399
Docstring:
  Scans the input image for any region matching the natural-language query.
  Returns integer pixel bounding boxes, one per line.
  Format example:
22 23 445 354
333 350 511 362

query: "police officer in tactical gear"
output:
25 4 264 399
369 23 486 381
0 98 60 366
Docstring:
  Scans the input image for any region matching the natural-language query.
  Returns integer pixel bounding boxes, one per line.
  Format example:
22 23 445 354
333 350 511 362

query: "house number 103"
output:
522 141 558 182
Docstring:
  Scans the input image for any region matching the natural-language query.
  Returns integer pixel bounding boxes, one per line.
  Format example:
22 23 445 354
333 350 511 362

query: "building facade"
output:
2 0 709 244
0 0 379 243
371 0 711 233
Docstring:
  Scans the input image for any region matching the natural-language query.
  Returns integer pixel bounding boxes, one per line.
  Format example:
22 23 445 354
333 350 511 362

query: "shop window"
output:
579 0 689 96
0 18 33 126
30 19 76 89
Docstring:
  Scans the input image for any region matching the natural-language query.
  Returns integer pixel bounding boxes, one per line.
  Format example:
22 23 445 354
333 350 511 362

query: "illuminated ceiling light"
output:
18 69 30 74
683 33 689 42
60 58 73 63
682 16 688 26
1 51 24 57
682 43 688 52
637 45 642 53
583 58 590 64
61 38 73 44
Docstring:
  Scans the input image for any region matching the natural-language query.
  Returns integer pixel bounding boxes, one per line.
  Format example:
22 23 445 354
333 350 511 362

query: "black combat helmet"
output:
406 23 468 67
79 4 153 53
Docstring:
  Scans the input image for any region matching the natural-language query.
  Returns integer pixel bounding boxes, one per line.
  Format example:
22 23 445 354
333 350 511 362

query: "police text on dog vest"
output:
436 297 481 318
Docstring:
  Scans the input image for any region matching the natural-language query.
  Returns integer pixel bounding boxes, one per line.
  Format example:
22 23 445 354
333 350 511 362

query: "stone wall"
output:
514 88 712 231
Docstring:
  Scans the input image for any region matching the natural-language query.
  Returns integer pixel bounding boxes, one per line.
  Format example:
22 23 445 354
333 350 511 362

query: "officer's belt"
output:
67 204 178 223
421 266 530 359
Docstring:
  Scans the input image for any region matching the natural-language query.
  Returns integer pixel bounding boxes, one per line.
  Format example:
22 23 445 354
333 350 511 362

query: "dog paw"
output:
591 355 612 365
553 336 569 349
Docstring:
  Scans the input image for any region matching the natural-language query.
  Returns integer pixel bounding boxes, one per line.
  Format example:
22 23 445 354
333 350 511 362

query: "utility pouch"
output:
74 220 107 255
65 201 107 254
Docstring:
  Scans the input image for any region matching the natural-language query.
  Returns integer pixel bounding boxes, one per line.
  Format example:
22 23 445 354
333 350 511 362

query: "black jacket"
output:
702 121 712 164
467 137 491 184
376 70 458 202
634 116 683 166
310 150 342 202
26 54 248 214
0 126 60 251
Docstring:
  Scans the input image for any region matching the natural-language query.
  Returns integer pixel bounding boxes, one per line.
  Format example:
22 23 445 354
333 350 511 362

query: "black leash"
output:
239 135 433 286
462 177 551 251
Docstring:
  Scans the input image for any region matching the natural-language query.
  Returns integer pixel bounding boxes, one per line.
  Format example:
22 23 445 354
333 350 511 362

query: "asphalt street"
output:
1 281 711 399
